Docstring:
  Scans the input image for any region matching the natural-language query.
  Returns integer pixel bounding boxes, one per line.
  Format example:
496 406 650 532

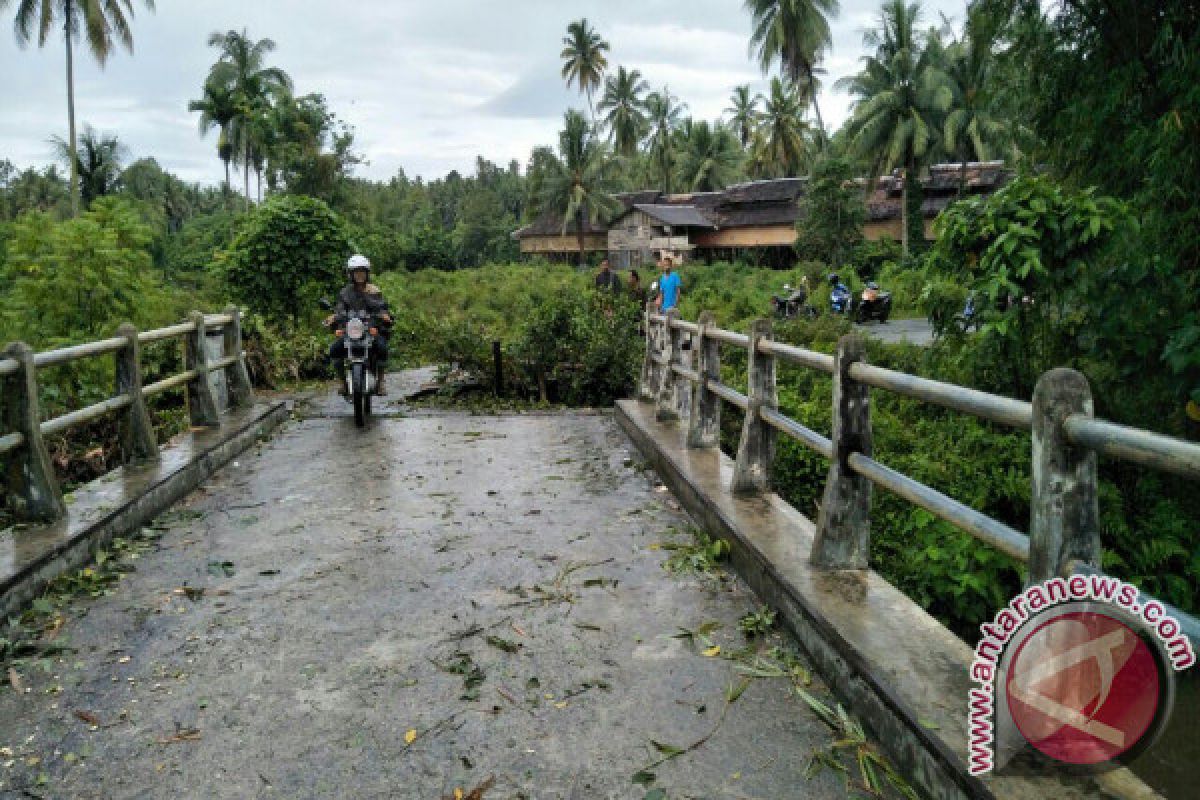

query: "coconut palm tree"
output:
746 0 839 143
941 8 1009 195
50 125 125 207
205 29 292 207
597 66 649 157
534 110 622 266
560 18 610 125
644 87 687 194
188 79 238 192
3 0 155 216
836 0 952 254
724 85 764 149
675 121 744 192
759 77 811 177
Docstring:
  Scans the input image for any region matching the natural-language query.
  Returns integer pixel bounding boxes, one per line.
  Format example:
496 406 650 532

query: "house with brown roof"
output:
511 161 1010 265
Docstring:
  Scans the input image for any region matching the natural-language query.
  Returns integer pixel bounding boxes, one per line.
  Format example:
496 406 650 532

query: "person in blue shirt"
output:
656 254 682 311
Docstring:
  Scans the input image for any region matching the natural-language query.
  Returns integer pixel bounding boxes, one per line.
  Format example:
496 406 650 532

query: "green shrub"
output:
222 195 351 327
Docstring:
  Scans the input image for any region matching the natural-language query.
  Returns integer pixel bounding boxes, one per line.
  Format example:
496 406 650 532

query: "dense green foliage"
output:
794 157 866 269
222 195 350 326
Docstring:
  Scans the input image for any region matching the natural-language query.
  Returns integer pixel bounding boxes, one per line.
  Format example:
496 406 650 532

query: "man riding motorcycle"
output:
325 254 392 396
829 273 852 314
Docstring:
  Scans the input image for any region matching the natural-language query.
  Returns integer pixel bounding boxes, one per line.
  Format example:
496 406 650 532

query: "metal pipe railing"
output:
847 452 1031 562
707 328 750 349
637 308 1200 639
142 369 200 398
761 407 833 459
849 362 1033 430
40 394 134 437
1 308 254 525
759 340 836 375
138 321 196 344
33 337 126 369
0 431 24 457
706 378 750 412
1065 415 1200 481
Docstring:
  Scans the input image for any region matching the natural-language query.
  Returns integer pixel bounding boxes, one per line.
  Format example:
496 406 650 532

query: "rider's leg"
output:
329 339 348 396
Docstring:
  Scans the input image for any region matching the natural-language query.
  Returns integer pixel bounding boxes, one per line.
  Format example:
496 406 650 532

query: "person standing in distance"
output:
656 254 682 312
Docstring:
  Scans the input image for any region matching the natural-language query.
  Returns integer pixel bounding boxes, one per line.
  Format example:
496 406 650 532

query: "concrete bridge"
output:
1 310 1197 799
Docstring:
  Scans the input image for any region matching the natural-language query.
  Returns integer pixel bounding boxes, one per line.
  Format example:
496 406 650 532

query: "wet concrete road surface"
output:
0 385 856 799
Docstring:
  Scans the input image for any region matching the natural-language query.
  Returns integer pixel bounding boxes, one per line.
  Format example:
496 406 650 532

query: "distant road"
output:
858 317 935 346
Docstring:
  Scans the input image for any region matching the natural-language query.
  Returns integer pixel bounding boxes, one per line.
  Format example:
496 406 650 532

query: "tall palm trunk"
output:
64 20 80 217
805 64 827 146
222 157 231 192
900 164 910 257
576 209 586 267
243 143 251 210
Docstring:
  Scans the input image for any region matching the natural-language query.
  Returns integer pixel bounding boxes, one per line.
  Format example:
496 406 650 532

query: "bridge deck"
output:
0 383 853 799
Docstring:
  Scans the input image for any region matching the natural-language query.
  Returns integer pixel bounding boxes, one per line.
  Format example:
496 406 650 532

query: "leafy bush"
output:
222 194 351 326
794 157 865 270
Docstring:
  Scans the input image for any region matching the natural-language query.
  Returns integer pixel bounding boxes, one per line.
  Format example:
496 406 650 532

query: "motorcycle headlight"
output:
346 318 366 340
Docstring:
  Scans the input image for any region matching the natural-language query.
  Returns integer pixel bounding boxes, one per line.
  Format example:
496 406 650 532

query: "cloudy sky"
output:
0 0 966 185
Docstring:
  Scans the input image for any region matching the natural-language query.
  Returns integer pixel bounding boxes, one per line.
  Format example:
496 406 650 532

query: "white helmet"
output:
346 253 371 275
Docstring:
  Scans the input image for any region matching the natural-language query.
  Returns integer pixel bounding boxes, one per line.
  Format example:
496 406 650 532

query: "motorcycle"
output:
952 294 981 333
321 300 380 428
854 284 893 323
771 284 817 319
830 283 853 315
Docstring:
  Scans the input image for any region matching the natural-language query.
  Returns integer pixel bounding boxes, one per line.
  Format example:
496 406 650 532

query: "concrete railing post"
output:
812 335 873 568
731 319 777 494
222 305 254 408
638 302 658 402
1 343 65 522
184 311 220 427
1028 368 1101 583
656 309 682 422
687 311 721 449
115 323 159 463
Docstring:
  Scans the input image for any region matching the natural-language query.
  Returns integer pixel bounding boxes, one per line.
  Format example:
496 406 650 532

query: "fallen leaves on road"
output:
73 710 101 726
441 776 495 800
158 727 202 744
404 729 417 745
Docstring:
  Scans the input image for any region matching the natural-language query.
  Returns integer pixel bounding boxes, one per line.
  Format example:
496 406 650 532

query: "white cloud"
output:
0 0 967 184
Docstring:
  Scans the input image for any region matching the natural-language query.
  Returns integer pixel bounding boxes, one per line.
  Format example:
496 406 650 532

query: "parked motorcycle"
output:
321 300 381 428
855 282 893 323
829 274 853 315
771 283 817 320
952 294 981 333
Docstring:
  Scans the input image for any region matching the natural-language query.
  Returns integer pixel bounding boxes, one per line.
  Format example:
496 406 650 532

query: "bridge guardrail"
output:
641 306 1200 644
1 307 255 524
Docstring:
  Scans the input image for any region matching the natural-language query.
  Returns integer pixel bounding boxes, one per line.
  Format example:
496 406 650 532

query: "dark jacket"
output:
335 283 389 317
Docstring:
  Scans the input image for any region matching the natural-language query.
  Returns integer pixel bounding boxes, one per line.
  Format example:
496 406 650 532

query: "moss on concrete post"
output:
1029 367 1101 583
185 312 220 428
115 324 159 463
638 302 658 402
222 305 254 408
1 342 65 522
656 309 682 422
812 335 872 569
687 311 721 449
731 319 777 494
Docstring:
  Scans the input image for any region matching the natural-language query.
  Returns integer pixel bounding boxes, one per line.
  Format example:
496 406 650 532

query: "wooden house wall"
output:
518 234 608 254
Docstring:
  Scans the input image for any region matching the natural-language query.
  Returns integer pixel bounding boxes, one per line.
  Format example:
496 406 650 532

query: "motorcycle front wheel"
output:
351 363 367 428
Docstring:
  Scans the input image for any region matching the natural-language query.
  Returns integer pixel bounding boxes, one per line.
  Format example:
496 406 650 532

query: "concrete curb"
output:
616 398 1156 800
1 401 291 621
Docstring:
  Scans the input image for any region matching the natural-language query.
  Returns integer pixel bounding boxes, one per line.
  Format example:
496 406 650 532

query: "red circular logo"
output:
1006 611 1160 765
